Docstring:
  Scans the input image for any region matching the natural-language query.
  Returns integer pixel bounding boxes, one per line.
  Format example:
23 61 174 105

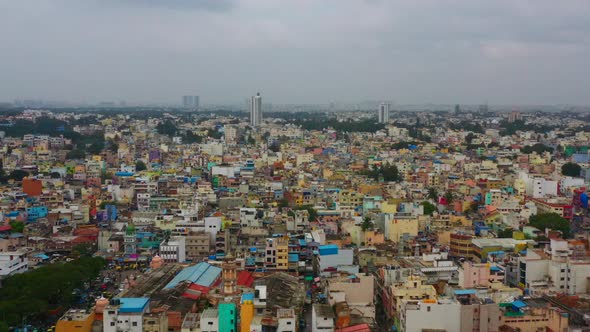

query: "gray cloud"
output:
0 0 589 105
98 0 236 12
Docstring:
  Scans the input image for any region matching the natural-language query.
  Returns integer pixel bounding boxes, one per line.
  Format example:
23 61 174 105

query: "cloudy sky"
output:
0 0 589 105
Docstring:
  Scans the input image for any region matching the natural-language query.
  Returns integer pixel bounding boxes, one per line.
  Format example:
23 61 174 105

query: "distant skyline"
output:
1 0 589 106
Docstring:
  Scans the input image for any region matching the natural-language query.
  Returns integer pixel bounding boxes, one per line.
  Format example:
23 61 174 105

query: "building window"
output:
110 322 115 326
132 322 137 327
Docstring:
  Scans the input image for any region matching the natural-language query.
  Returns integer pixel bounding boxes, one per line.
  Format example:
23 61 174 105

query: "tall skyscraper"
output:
182 95 200 109
378 103 390 123
249 93 262 127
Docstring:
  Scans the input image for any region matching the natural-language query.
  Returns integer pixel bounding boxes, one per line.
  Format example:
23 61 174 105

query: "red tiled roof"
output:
237 270 254 287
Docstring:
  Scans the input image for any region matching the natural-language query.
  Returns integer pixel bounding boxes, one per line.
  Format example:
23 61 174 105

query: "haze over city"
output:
1 0 590 106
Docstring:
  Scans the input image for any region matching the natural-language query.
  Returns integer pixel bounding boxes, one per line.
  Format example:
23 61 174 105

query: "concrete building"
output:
0 251 28 277
103 298 150 332
182 95 199 109
249 93 262 127
312 304 335 332
55 309 95 332
378 102 390 123
200 308 219 332
276 308 296 332
185 231 211 262
219 303 237 332
159 236 186 263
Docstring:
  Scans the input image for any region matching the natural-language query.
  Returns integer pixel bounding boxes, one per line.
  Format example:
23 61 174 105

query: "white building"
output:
250 93 263 127
240 208 259 228
0 251 28 277
200 308 219 332
378 102 390 123
103 298 150 332
311 304 334 332
159 236 186 263
276 308 296 332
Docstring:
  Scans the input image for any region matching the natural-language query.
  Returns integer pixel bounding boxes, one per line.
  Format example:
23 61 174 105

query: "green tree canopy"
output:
135 160 147 172
497 228 514 238
9 169 29 181
421 201 437 216
9 221 24 233
529 213 570 238
361 217 374 231
561 162 581 177
0 257 105 326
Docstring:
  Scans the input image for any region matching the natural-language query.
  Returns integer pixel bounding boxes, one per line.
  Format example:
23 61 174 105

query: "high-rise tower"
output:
378 102 390 123
249 93 262 127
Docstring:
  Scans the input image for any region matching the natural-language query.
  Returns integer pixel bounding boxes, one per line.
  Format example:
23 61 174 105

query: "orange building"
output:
55 310 95 332
22 178 42 197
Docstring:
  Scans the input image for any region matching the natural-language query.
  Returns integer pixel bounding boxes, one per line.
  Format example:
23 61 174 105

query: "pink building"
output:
459 261 504 288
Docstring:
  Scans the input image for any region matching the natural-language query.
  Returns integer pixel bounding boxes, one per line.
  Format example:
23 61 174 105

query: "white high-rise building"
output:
182 95 200 109
250 93 262 127
378 102 390 123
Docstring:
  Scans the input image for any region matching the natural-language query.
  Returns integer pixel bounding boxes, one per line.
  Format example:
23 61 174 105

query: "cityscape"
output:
1 1 590 332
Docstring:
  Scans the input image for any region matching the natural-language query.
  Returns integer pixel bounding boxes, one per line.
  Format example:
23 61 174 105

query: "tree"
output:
529 213 570 238
427 187 438 201
381 163 400 182
521 143 553 155
9 221 24 233
421 201 437 216
497 228 514 238
361 217 374 231
66 149 86 160
72 243 97 258
87 140 104 155
444 191 454 204
135 160 147 172
269 142 281 152
296 205 318 222
247 136 256 145
562 162 581 177
156 120 178 137
9 169 29 181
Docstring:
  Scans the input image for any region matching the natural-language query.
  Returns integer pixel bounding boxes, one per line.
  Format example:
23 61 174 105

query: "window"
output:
427 306 431 312
110 322 115 326
208 322 213 325
132 322 137 327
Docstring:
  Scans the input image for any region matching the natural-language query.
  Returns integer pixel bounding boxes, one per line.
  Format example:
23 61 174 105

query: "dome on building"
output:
95 297 109 313
150 255 163 269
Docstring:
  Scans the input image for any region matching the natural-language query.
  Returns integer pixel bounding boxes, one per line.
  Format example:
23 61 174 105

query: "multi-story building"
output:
185 231 211 262
159 236 186 263
249 93 262 127
103 298 150 332
378 102 390 123
0 251 28 278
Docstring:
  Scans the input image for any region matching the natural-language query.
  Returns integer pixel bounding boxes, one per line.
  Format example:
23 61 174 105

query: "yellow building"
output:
391 276 437 313
55 310 95 332
240 300 254 332
381 201 397 214
275 237 289 270
386 215 419 242
338 190 365 207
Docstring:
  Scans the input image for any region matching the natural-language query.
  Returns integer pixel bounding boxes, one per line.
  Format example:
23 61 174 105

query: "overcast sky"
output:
1 0 589 105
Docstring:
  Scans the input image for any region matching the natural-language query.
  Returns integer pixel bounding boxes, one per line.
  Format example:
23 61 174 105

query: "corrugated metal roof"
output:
164 262 222 289
119 298 149 313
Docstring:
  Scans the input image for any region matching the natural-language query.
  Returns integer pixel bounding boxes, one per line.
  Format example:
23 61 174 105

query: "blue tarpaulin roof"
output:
119 298 149 313
454 289 476 295
164 262 222 289
512 300 527 308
